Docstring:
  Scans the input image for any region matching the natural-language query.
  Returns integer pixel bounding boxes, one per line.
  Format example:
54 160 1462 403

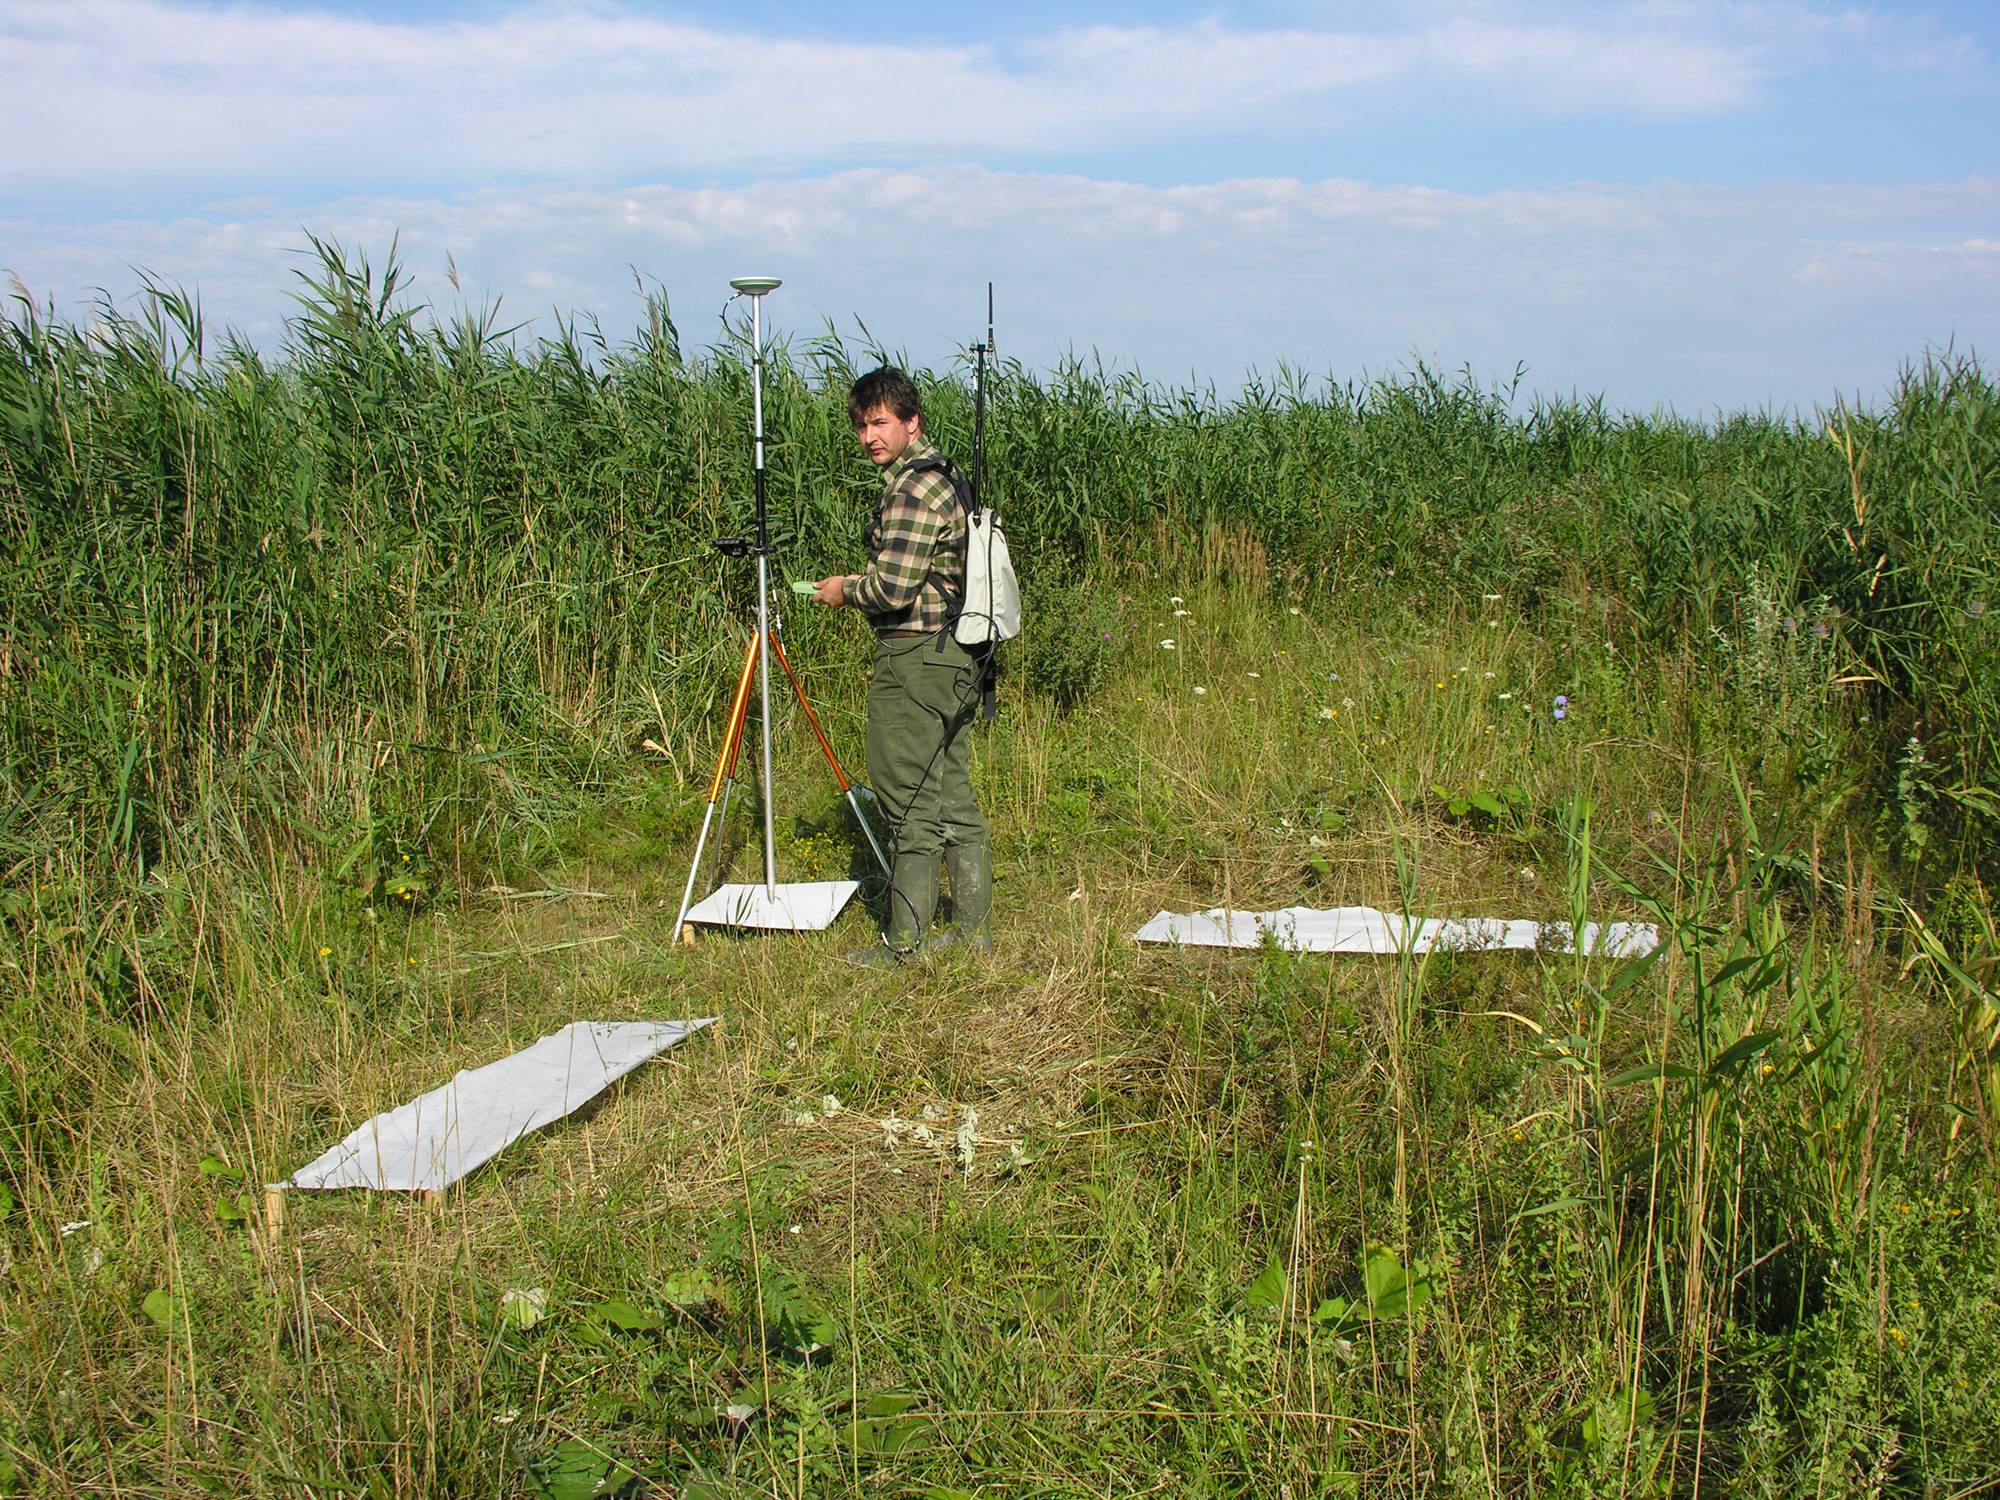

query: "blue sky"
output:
3 0 1996 414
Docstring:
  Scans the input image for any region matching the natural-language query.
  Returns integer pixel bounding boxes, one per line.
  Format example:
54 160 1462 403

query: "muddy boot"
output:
930 843 993 954
846 852 939 968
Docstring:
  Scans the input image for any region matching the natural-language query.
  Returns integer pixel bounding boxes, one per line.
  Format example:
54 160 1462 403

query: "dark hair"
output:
847 366 923 426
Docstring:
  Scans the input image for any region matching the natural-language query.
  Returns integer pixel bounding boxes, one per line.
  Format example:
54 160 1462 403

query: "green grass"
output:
2 247 1998 1494
4 589 1997 1495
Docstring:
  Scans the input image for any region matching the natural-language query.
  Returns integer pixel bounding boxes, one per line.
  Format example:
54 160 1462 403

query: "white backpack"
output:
956 502 1021 647
905 454 1021 647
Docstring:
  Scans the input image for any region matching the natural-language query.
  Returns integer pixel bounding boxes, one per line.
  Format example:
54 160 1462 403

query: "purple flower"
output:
1783 617 1797 632
1554 694 1568 722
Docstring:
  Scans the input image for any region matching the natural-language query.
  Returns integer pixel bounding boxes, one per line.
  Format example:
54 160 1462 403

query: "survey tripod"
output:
671 276 890 943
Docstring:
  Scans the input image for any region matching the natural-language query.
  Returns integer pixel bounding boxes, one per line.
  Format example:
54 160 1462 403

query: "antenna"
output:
972 282 992 513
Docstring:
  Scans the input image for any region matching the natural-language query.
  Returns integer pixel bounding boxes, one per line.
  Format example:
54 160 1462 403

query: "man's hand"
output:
811 575 849 607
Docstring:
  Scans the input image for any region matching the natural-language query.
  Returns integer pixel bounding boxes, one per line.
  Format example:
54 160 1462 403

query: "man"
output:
811 366 991 964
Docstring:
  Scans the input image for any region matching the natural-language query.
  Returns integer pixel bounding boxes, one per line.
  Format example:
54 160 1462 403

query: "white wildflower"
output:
59 1220 90 1239
1192 686 1206 696
1169 595 1185 605
499 1287 547 1330
493 1408 522 1427
1482 593 1502 602
1246 671 1260 678
1159 639 1176 650
955 1107 980 1170
1497 692 1513 701
1318 707 1335 720
1173 608 1191 618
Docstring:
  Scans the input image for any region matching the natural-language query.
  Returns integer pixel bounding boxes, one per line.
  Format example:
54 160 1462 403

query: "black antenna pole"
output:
971 282 992 513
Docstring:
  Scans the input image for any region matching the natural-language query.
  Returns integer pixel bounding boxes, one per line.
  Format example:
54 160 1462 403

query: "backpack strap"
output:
901 455 1001 718
901 453 975 654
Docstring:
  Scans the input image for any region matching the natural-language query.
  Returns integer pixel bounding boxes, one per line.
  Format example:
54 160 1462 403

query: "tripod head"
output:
724 274 780 558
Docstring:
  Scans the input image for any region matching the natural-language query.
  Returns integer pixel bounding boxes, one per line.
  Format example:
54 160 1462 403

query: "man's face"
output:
854 404 921 468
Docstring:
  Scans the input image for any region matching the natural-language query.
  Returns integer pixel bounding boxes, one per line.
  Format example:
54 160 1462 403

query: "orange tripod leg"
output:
674 630 763 941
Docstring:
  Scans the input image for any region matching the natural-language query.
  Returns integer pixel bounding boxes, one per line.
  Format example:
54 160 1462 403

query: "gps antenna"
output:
971 282 993 514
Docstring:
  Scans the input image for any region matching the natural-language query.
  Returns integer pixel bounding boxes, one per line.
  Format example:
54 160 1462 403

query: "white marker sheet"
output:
1133 906 1657 958
285 1018 716 1193
683 881 859 931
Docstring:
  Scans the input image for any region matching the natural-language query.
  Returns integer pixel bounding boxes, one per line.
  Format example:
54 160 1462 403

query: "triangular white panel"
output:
684 880 860 931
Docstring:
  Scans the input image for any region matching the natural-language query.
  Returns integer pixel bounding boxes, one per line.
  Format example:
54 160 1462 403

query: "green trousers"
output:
866 634 989 861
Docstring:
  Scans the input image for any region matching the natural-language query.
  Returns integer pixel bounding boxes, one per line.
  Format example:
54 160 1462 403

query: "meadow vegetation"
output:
1 242 1996 1495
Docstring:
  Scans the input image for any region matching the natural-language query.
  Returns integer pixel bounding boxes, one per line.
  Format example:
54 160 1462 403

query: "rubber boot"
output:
930 843 993 954
846 852 940 968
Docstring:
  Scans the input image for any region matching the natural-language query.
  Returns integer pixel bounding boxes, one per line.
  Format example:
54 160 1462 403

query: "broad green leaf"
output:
197 1156 244 1182
591 1297 662 1333
1707 954 1768 990
1244 1260 1287 1311
1605 1060 1698 1088
536 1439 635 1500
662 1267 723 1309
141 1288 184 1329
1470 789 1505 819
1707 1030 1782 1081
1310 1296 1356 1329
845 1395 931 1457
1363 1245 1407 1307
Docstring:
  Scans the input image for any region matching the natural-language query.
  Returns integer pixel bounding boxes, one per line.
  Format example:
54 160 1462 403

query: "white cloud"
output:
0 1 1771 198
5 166 1994 414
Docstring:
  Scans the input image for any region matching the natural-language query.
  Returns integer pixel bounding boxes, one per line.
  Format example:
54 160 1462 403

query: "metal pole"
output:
749 292 778 894
972 282 991 511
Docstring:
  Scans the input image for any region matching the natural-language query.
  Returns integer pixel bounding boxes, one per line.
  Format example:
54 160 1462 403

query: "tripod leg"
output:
769 630 893 879
672 631 763 943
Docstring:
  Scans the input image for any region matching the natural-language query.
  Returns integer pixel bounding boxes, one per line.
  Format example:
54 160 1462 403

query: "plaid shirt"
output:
843 438 967 635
